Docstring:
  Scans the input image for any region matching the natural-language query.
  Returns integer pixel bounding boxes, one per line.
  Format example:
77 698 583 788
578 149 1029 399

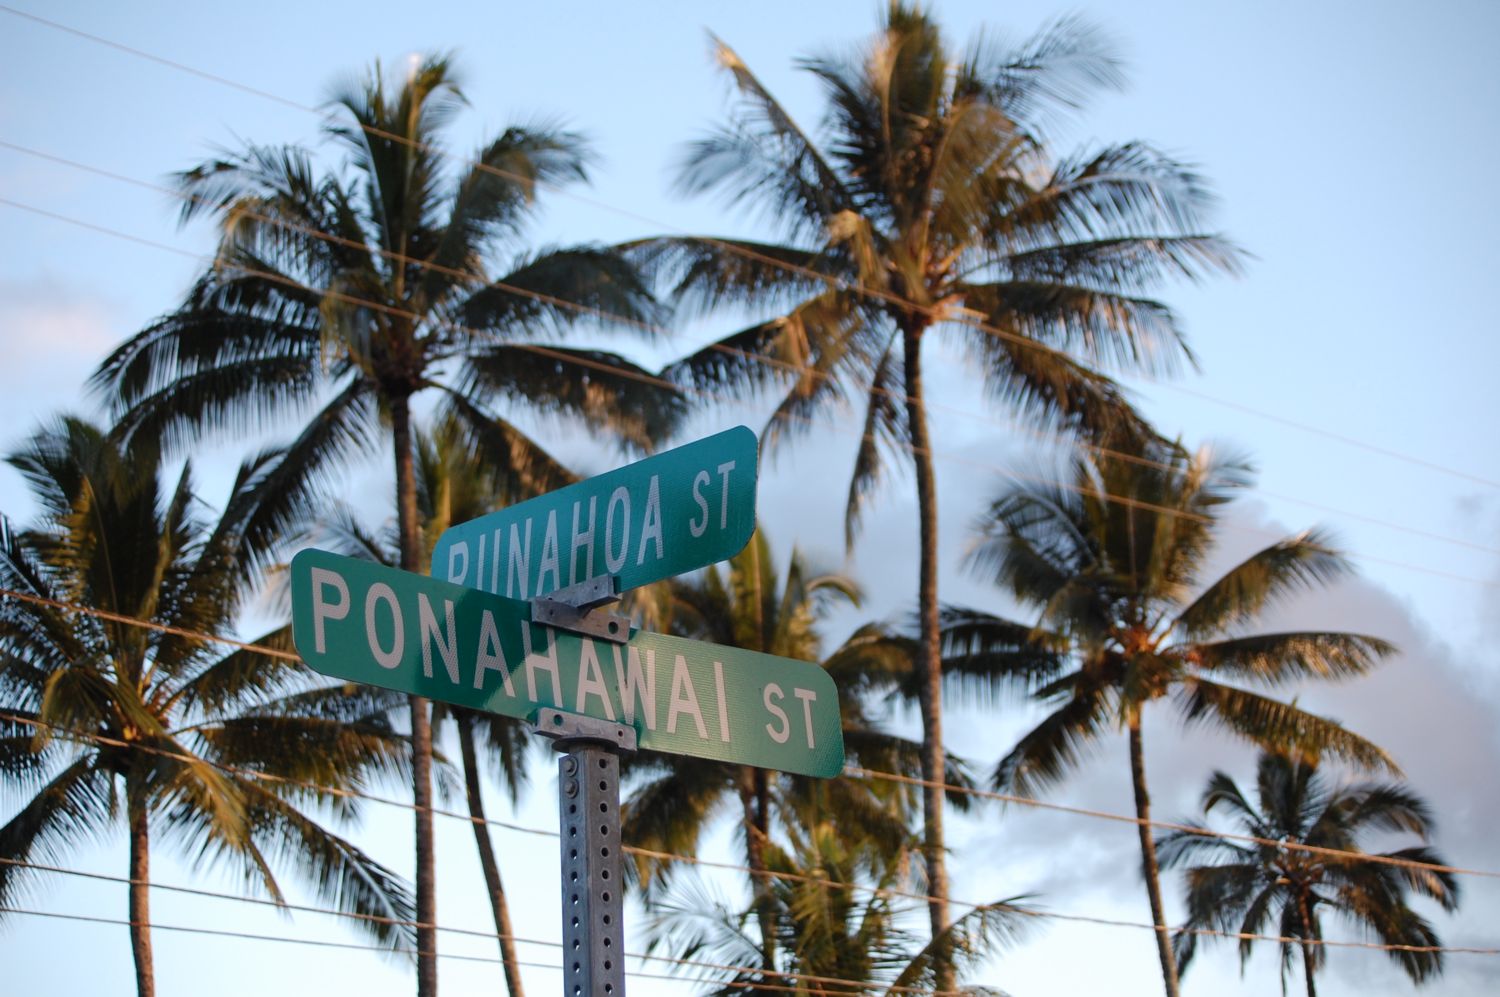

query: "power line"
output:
1 697 1493 885
0 856 868 997
3 137 1496 567
842 766 1500 882
2 2 1495 496
0 904 571 974
1 196 1494 591
4 854 1493 985
2 711 1491 986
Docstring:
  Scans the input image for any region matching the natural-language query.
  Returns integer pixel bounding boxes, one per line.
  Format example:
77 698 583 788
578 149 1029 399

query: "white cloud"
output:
0 276 120 515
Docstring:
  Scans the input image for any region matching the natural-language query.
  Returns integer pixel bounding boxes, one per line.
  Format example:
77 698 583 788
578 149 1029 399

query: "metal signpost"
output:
288 427 845 997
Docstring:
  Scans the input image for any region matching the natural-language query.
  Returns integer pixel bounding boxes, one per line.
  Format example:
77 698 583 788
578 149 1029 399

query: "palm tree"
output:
939 437 1396 997
1157 750 1459 996
0 417 415 997
624 529 965 983
91 54 679 995
646 799 1029 996
300 415 543 997
634 7 1240 977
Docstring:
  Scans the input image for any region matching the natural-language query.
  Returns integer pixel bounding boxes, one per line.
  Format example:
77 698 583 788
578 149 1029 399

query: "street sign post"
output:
430 425 759 600
290 548 845 778
293 425 837 996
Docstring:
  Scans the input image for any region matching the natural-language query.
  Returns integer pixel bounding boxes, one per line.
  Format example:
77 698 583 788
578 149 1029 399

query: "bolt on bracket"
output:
530 575 631 644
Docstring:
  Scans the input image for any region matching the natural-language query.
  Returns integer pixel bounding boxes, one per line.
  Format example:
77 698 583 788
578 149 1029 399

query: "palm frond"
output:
451 343 684 452
239 779 418 953
621 758 733 890
166 627 302 717
1176 678 1396 772
937 605 1069 706
433 392 579 504
0 760 113 909
960 278 1195 379
962 14 1124 128
1174 631 1393 686
460 245 664 341
1175 528 1356 638
844 338 908 547
957 310 1154 444
886 896 1035 993
425 123 592 289
992 682 1113 795
681 34 852 233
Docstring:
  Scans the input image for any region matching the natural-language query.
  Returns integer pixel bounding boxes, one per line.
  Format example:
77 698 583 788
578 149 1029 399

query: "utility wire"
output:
1 695 1494 885
1 194 1493 592
2 711 1493 979
3 859 1494 986
2 137 1495 565
2 3 1496 495
0 856 874 997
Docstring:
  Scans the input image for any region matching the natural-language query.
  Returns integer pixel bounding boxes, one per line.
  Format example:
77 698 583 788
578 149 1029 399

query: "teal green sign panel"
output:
291 549 843 777
431 426 758 598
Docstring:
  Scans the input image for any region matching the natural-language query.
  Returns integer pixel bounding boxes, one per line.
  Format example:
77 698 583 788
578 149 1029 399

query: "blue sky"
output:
1 1 1497 994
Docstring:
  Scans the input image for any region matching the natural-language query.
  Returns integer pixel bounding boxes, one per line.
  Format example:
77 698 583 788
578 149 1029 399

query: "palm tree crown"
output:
648 6 1238 529
636 10 1241 978
90 55 680 995
625 530 950 981
941 436 1396 996
646 802 1028 997
300 414 541 997
1157 749 1459 995
95 52 677 544
0 418 414 997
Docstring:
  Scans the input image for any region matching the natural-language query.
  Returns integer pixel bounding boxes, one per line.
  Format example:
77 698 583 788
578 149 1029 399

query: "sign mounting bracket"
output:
530 575 630 644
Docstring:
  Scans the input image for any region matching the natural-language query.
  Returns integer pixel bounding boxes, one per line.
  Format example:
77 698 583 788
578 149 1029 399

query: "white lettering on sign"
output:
570 496 597 583
489 529 502 592
667 653 707 738
300 552 854 772
613 645 657 731
472 610 516 695
538 511 561 594
713 660 730 743
521 623 562 705
507 522 532 599
795 687 819 749
763 683 789 744
365 583 403 670
763 683 819 748
636 475 663 565
716 461 736 529
441 452 747 598
575 640 616 721
418 594 459 684
604 486 630 575
309 567 350 653
445 544 469 591
689 469 710 538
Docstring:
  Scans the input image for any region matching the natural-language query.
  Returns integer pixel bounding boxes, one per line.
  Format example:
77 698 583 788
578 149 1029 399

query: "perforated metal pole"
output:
535 708 635 997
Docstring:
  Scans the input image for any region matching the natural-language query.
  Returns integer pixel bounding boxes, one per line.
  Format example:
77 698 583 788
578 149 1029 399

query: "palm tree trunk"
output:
1297 892 1319 997
457 714 525 997
741 766 777 986
1128 718 1180 997
900 322 952 993
394 394 439 997
127 786 155 997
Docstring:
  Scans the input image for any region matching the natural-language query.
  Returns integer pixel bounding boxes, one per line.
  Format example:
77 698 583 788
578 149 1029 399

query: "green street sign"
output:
431 426 758 598
291 549 843 777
